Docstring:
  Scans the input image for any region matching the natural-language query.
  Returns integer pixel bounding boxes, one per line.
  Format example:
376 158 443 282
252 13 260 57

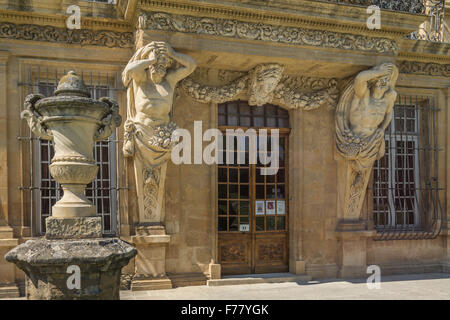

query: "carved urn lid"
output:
54 71 90 98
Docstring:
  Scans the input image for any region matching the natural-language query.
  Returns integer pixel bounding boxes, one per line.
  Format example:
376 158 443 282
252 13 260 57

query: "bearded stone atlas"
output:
336 63 399 221
122 41 197 224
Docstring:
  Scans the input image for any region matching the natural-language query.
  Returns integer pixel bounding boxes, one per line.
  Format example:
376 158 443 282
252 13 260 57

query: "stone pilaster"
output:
288 108 308 276
130 225 172 290
0 50 20 298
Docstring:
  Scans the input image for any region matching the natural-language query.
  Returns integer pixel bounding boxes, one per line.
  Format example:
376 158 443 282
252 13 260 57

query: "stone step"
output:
131 274 208 291
0 285 20 299
207 273 312 287
131 278 173 291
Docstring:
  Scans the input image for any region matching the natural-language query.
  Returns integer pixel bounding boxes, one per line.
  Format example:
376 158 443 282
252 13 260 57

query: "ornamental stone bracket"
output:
180 64 339 110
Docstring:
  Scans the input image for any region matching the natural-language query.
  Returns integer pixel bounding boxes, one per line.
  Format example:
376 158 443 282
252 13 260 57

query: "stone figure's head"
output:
248 64 285 106
145 42 173 84
122 41 174 88
371 63 398 98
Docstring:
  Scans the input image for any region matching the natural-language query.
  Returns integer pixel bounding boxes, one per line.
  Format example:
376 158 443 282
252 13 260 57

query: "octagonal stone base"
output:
5 238 137 300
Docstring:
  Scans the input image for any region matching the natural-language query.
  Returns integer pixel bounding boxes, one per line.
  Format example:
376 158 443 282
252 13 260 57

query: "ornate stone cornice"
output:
0 10 132 32
0 22 134 48
139 11 398 55
398 61 450 77
138 0 423 38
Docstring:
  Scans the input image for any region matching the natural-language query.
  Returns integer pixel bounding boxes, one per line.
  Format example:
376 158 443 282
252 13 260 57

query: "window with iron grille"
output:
372 95 442 240
21 67 121 236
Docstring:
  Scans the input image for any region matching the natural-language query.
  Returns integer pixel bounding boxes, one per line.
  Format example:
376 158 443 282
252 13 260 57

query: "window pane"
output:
277 185 285 199
218 114 227 126
218 200 227 215
240 201 249 215
229 216 238 231
266 216 275 231
254 117 264 127
218 217 227 231
277 169 285 183
267 117 277 127
277 216 286 230
256 217 265 231
240 116 251 126
229 184 239 199
218 184 227 199
240 185 249 199
229 201 238 215
240 168 249 183
228 103 238 114
229 168 238 183
218 167 227 182
266 185 276 199
228 115 238 126
256 185 265 199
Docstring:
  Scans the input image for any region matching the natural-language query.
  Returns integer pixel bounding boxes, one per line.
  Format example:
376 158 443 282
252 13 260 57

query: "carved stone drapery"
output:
140 11 398 55
335 63 399 223
180 64 339 110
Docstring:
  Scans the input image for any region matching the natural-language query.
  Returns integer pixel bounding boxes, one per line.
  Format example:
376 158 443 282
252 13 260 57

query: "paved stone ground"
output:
1 273 449 300
120 273 450 300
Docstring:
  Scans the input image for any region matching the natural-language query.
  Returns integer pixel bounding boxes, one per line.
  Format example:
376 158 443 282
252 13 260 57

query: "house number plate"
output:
240 224 250 232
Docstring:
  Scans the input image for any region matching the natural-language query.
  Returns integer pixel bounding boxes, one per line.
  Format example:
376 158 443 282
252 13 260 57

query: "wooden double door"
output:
217 131 289 275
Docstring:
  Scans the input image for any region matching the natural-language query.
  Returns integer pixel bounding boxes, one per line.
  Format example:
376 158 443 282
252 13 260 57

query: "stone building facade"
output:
0 0 449 296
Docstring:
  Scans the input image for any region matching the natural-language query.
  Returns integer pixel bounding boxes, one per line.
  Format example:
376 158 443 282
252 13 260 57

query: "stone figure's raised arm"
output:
354 65 392 98
164 44 197 83
123 58 156 85
378 89 398 132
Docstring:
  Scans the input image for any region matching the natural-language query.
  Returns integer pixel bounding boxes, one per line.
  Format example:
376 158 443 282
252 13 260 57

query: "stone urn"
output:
5 71 137 299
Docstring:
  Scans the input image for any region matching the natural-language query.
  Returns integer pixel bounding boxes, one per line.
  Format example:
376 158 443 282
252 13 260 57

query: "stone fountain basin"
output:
5 238 137 300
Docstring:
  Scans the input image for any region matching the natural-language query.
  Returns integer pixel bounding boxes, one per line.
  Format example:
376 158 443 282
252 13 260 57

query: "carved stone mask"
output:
248 64 284 107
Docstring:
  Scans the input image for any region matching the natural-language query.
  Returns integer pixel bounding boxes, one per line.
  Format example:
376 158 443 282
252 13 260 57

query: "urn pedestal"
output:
4 71 136 300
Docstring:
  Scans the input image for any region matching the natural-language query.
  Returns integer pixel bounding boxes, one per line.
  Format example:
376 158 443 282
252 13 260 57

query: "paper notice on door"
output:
266 200 276 214
255 200 265 215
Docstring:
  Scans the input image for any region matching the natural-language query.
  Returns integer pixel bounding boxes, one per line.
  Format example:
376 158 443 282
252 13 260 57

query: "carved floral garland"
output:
180 68 339 110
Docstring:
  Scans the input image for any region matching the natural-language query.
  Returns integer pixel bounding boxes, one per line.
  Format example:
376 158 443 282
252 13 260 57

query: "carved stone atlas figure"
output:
122 41 197 223
336 63 399 220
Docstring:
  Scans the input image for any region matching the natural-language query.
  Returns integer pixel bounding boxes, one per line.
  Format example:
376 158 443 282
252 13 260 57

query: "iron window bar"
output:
18 66 127 236
371 94 443 241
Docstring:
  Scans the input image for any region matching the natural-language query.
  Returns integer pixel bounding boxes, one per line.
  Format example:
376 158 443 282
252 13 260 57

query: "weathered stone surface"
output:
45 217 102 240
4 238 137 300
